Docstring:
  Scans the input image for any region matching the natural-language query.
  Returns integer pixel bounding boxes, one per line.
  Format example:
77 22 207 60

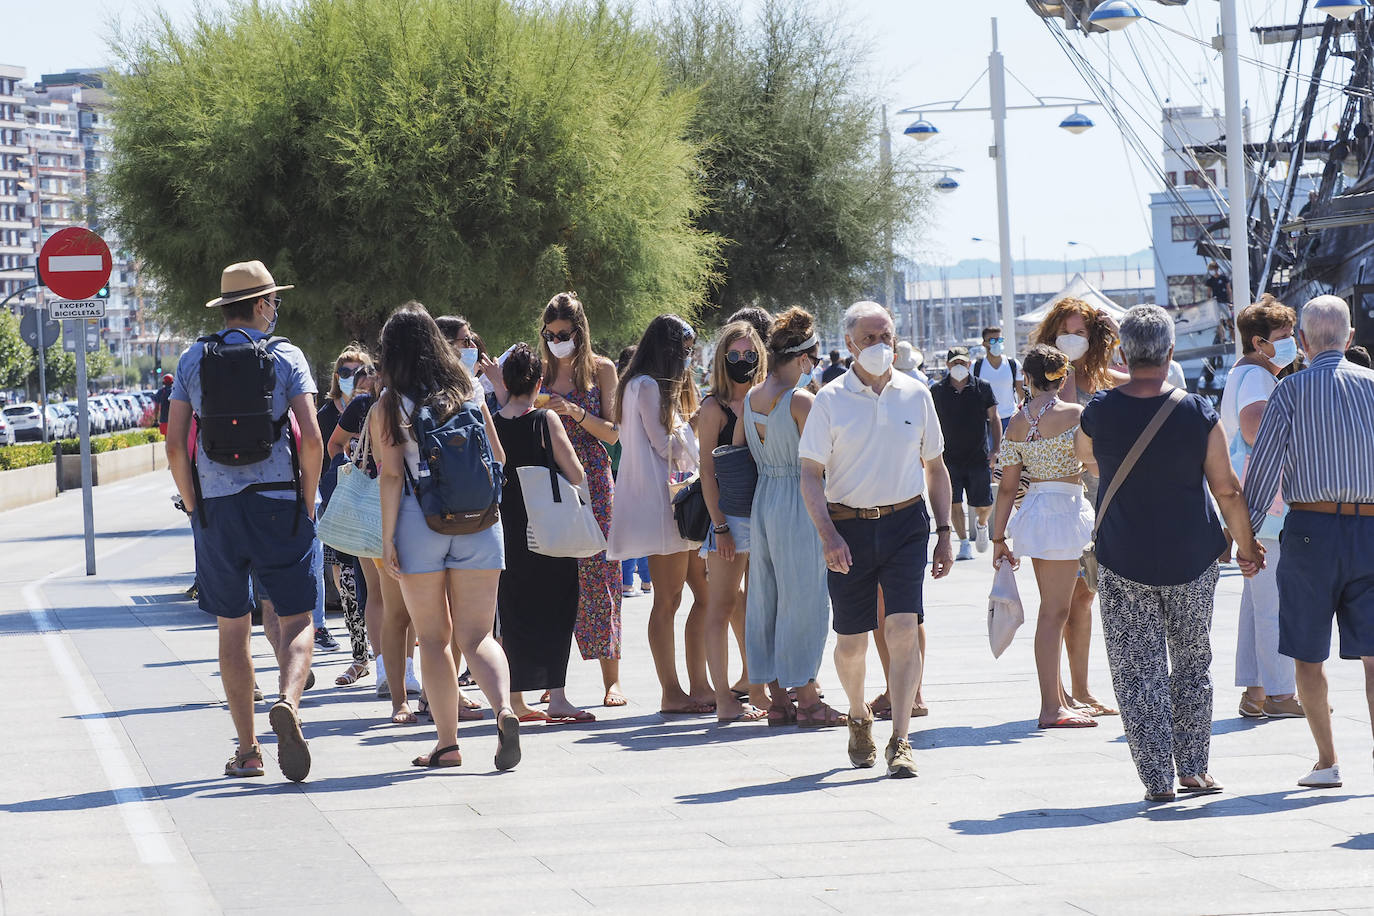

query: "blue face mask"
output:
988 340 1005 357
338 376 355 398
1266 335 1298 369
795 361 814 389
459 347 479 372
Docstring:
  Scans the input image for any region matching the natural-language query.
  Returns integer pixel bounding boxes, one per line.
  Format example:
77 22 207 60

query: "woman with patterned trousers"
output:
1077 305 1263 802
538 292 626 707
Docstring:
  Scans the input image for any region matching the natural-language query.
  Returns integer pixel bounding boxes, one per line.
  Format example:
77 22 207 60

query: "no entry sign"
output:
39 227 112 302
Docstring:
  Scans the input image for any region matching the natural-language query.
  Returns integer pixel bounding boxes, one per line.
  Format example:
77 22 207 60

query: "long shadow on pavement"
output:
948 790 1360 834
675 768 876 805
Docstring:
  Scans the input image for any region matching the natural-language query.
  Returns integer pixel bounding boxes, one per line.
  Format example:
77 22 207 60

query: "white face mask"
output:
1055 333 1090 362
458 347 479 371
948 364 970 382
549 338 576 360
855 342 894 376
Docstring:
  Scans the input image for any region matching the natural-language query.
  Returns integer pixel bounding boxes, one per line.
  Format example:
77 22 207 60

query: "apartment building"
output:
0 64 28 309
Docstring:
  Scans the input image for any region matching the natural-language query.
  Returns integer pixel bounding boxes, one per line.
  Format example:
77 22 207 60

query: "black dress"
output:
494 409 580 692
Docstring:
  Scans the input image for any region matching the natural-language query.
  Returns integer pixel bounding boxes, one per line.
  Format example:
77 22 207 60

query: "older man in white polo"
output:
1245 295 1374 789
799 301 955 778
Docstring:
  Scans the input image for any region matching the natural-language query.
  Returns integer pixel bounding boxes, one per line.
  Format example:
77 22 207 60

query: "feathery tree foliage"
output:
103 0 719 359
0 311 31 391
658 0 928 323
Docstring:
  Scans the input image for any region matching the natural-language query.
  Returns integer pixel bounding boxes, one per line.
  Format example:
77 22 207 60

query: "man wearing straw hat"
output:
165 260 324 782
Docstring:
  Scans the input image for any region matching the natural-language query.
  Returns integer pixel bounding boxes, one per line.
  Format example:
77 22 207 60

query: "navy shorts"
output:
828 500 931 635
945 458 993 508
1277 510 1374 662
193 491 320 619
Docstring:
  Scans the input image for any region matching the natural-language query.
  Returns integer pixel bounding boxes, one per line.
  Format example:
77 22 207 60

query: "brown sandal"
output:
767 701 797 728
796 702 848 729
224 744 264 777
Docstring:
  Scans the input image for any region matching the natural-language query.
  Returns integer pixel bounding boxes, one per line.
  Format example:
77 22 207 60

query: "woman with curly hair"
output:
1031 297 1126 718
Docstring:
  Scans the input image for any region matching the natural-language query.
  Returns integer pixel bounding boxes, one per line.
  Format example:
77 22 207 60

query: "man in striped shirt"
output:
1245 295 1374 789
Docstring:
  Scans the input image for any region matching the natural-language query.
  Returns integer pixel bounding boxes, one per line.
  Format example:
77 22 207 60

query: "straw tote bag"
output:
517 410 608 558
316 405 384 558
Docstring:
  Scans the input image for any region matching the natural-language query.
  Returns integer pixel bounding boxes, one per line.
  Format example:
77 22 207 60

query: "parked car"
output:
0 413 14 446
94 396 123 430
48 404 76 439
3 403 46 442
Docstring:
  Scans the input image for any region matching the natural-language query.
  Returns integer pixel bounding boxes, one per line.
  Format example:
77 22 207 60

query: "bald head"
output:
1300 295 1354 355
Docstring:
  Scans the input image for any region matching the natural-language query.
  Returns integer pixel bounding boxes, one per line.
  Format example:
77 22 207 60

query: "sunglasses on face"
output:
541 329 575 343
337 365 374 379
725 349 759 365
985 337 1004 345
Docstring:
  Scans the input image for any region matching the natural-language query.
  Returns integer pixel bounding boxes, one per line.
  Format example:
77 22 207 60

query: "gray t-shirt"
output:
170 327 316 500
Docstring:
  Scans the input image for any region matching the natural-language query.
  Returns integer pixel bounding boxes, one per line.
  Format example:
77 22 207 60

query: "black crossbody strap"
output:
1092 387 1186 543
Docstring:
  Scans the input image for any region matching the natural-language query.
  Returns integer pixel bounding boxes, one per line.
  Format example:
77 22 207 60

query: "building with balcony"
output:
0 64 29 309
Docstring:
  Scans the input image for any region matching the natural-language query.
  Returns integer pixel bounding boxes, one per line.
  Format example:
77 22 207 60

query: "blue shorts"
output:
1277 510 1374 663
394 498 505 574
828 500 930 634
945 458 993 508
193 491 319 619
702 514 751 557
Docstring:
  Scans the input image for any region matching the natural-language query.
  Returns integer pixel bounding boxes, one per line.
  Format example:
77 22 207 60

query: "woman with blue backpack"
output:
370 302 520 771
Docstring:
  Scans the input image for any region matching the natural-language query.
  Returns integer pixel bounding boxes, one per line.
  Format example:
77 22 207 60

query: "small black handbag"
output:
672 476 711 542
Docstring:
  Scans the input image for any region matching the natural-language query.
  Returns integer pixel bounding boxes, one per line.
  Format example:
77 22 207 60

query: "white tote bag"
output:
515 410 607 559
988 559 1024 659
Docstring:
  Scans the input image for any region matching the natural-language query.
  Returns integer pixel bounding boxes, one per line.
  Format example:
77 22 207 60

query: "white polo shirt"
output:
798 368 945 508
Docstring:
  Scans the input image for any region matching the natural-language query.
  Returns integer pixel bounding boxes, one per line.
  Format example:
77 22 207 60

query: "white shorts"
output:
1006 481 1093 562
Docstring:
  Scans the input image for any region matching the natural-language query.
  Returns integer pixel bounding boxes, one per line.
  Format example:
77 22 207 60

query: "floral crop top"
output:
996 400 1084 479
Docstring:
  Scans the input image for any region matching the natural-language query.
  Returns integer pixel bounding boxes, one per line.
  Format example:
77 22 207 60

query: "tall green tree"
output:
658 0 928 323
103 0 719 361
0 311 32 391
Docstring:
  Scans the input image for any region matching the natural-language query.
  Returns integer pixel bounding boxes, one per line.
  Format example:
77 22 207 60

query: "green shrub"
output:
0 442 54 471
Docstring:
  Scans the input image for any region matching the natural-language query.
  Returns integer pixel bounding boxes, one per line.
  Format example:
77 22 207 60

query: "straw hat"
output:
204 260 295 308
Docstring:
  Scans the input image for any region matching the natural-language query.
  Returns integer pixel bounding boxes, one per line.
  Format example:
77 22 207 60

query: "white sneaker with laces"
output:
1297 764 1342 788
975 524 990 553
375 658 389 698
404 658 422 696
956 540 974 561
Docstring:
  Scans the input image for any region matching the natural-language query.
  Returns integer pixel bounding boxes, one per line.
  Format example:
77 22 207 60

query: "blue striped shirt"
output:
1245 349 1374 532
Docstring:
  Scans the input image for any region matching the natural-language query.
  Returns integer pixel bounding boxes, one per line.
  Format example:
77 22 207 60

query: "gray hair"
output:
1119 304 1175 368
1300 295 1352 353
843 300 892 335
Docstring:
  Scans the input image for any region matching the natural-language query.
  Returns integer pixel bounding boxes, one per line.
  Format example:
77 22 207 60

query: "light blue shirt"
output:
171 326 316 500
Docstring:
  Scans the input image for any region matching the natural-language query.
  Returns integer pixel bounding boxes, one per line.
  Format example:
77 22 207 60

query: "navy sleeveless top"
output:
1080 389 1226 586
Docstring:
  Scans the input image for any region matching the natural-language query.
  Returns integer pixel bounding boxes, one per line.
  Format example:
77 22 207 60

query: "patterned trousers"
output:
1098 563 1219 795
338 561 368 664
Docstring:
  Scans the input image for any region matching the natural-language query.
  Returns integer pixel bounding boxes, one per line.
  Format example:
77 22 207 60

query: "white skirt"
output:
1006 481 1093 561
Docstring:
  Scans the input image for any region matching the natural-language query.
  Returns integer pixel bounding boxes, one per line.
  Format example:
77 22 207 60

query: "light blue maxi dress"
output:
743 388 830 688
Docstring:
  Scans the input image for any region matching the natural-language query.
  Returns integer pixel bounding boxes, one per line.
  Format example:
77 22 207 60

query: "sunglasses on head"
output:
541 329 575 344
337 365 374 379
725 349 759 365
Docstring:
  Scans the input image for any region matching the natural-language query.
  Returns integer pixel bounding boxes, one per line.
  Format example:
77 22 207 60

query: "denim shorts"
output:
701 514 751 557
394 498 505 574
193 491 319 619
828 500 930 634
1277 510 1374 662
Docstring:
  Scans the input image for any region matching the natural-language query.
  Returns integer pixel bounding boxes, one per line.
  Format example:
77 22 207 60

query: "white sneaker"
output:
1297 764 1342 788
404 658 422 696
956 540 974 561
975 524 990 553
375 658 389 698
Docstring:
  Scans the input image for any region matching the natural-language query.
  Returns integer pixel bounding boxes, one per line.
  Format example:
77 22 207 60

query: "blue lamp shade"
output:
1087 0 1142 30
904 118 939 141
934 176 960 194
1059 111 1095 134
1314 0 1371 19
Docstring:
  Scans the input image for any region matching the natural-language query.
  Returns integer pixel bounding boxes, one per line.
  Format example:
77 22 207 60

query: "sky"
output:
3 0 1343 268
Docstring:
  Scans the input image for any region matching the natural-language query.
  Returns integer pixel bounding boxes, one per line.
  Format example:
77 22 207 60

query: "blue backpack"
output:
404 397 503 535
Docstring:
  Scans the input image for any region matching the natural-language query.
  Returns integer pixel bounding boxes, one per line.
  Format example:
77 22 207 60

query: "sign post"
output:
39 227 112 577
19 306 59 441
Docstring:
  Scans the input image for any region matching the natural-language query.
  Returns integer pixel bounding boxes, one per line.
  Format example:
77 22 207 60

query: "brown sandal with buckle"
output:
767 700 797 728
797 702 849 729
225 744 264 778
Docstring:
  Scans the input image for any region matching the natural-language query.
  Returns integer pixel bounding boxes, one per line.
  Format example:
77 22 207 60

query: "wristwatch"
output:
935 525 953 535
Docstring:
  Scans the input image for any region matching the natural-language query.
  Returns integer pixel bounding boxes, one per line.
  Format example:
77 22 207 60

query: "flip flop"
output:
391 709 418 725
518 710 550 723
603 691 628 707
413 744 462 768
1039 716 1098 729
1144 790 1176 803
547 710 598 723
459 704 486 721
1179 775 1223 794
659 701 715 716
717 704 767 724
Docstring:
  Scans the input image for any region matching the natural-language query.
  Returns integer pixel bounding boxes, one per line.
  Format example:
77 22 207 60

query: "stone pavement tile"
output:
458 778 673 817
226 905 408 916
389 883 592 916
748 837 965 877
1067 887 1374 916
496 819 727 856
1232 849 1374 890
573 879 841 915
322 803 483 836
699 809 921 848
816 886 1078 916
205 880 402 910
531 846 777 888
347 826 521 866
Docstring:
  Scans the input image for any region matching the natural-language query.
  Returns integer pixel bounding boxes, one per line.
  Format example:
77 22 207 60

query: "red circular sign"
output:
39 227 113 301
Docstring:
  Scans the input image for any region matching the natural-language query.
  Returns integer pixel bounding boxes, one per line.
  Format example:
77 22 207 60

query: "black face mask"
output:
725 360 757 384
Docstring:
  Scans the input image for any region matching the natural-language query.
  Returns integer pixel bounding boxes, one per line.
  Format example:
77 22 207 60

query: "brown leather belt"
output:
828 495 923 522
1290 501 1374 517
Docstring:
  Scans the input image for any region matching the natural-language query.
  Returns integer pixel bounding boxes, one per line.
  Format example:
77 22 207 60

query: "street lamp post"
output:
18 144 49 442
898 17 1101 355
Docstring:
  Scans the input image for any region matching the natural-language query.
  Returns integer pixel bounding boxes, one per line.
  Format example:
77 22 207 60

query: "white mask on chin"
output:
856 342 894 376
1055 334 1090 362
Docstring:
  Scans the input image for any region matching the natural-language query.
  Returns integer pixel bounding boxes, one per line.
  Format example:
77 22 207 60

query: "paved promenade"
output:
2 470 1372 915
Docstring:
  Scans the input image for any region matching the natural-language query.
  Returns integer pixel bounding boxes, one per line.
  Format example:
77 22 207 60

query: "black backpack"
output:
191 329 301 526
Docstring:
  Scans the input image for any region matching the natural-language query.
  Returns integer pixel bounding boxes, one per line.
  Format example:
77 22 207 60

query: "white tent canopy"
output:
1015 273 1127 331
